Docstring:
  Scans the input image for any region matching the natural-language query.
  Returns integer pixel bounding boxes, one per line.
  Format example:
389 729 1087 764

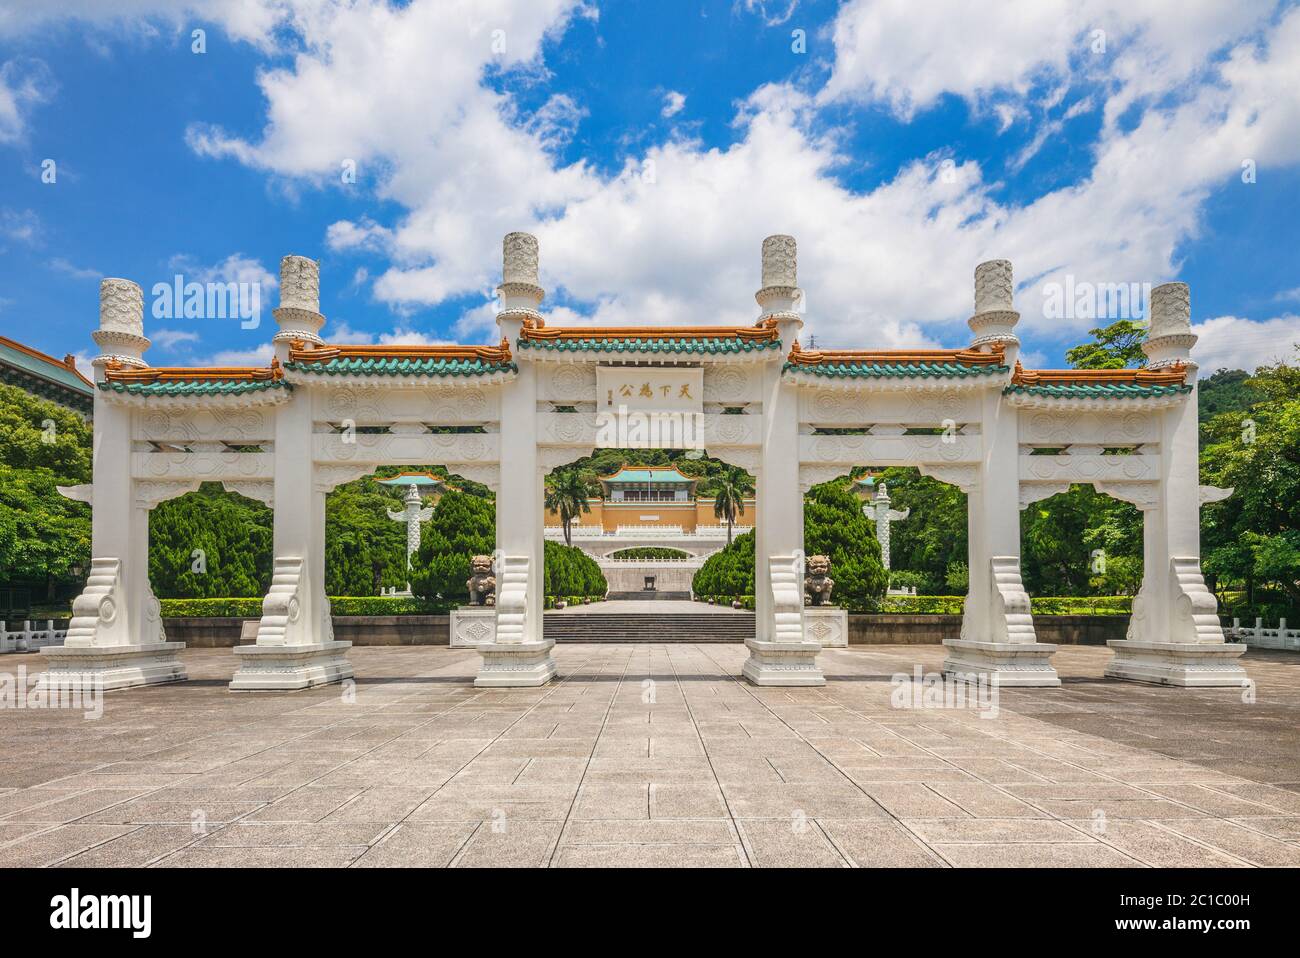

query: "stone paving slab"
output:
0 643 1298 867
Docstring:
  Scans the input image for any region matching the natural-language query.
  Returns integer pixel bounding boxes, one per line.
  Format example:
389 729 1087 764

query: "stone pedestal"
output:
40 642 186 692
1104 640 1248 688
229 641 354 691
475 638 557 688
742 637 825 686
451 606 497 648
803 606 847 648
941 638 1061 688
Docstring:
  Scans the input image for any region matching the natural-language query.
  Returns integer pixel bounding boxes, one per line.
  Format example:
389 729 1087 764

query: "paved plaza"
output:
2 643 1299 868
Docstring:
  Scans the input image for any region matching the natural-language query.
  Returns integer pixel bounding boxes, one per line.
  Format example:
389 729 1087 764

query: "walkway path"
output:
548 599 746 614
0 644 1297 867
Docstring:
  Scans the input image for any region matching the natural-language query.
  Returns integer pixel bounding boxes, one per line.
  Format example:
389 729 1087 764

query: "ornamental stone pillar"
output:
41 280 187 691
231 257 352 690
1105 283 1248 686
744 235 824 686
942 260 1060 687
475 232 556 687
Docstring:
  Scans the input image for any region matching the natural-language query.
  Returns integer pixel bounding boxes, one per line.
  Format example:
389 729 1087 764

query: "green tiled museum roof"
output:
784 343 1009 379
599 466 696 484
517 322 782 355
0 335 95 412
285 340 517 377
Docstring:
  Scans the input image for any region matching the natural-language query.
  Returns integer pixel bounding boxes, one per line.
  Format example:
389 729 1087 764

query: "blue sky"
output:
0 0 1298 375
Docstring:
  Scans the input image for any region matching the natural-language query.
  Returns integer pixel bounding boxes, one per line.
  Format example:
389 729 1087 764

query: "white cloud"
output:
50 258 101 280
820 0 1275 122
150 327 203 350
209 342 275 366
1193 314 1300 374
165 251 278 293
0 58 53 144
0 208 40 245
661 90 686 118
0 1 295 49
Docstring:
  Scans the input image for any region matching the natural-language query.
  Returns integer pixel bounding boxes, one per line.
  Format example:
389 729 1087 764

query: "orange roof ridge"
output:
519 324 779 343
788 341 1006 367
288 338 512 363
1010 361 1187 386
104 358 284 383
0 334 93 387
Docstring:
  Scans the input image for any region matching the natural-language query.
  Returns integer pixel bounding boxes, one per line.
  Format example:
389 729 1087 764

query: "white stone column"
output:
42 280 187 691
1106 283 1248 686
744 235 823 686
231 257 352 690
942 260 1059 687
475 232 555 687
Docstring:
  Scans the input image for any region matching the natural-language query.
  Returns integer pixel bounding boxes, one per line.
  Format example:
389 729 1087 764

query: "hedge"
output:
158 596 453 617
880 595 1135 615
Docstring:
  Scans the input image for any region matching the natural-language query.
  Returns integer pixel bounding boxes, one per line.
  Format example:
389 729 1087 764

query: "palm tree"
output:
712 465 755 545
545 468 592 546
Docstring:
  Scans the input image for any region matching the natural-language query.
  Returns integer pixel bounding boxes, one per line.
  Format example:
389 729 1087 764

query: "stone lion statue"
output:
804 554 834 606
466 555 496 606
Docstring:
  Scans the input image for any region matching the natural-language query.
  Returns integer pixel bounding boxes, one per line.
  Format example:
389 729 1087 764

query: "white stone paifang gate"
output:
43 232 1249 694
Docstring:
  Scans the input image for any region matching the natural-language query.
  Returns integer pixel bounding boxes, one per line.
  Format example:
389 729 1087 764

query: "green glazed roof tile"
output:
784 360 1009 379
518 337 781 355
98 379 292 397
1004 383 1192 398
284 357 517 377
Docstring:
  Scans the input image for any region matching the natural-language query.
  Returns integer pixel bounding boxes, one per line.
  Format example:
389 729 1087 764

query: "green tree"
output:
150 485 273 598
1064 319 1148 369
712 464 755 544
410 490 495 603
544 468 593 546
693 480 888 612
1200 352 1300 616
0 383 93 599
324 481 409 595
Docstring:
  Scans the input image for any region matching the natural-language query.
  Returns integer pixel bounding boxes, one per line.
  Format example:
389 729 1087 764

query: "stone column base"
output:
475 639 557 688
1105 639 1248 688
40 642 187 692
229 640 353 691
803 606 848 648
742 637 825 686
942 639 1060 688
450 606 497 647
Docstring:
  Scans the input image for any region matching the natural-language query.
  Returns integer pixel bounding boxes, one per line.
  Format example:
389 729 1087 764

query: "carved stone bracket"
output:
917 463 979 492
1093 480 1161 511
1019 482 1071 510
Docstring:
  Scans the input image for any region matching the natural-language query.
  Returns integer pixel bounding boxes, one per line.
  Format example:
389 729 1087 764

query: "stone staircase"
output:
544 612 755 643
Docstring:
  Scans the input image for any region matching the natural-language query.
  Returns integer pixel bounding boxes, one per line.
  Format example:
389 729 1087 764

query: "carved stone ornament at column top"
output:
99 278 145 335
761 234 797 288
280 255 320 312
503 232 540 285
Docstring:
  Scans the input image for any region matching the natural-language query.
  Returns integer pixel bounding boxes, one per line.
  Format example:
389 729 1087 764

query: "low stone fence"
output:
1 619 69 653
162 613 1133 648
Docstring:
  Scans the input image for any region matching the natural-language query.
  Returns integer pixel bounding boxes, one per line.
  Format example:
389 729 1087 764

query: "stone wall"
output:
163 613 1129 648
847 614 1130 646
164 615 451 647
